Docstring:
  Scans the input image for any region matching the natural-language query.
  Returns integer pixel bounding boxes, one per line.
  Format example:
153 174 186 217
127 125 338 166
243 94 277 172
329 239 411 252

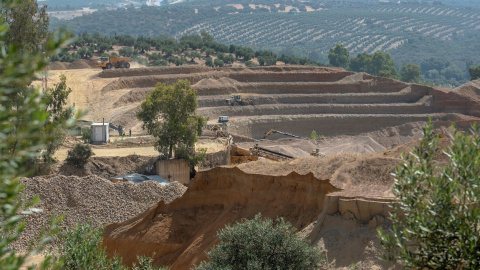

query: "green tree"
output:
350 52 372 73
469 65 480 80
328 43 349 68
205 57 213 67
310 130 318 139
42 75 74 167
369 51 398 79
400 63 422 83
0 1 70 268
1 0 49 51
196 214 323 270
119 46 134 57
66 143 93 168
213 58 224 67
378 122 480 269
136 80 205 159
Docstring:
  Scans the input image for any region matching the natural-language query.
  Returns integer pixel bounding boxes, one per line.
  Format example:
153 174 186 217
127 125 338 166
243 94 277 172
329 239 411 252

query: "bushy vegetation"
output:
59 223 168 270
66 143 93 167
0 1 72 268
82 127 91 143
196 214 323 270
378 122 480 268
50 30 322 68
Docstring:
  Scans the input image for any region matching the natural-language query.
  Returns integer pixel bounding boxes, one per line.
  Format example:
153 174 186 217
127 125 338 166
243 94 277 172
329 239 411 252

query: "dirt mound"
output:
57 155 158 179
12 175 187 252
48 61 68 70
98 66 212 78
103 167 339 269
68 59 92 69
113 88 152 106
101 73 223 92
61 134 82 148
454 79 480 101
237 154 400 198
193 77 240 90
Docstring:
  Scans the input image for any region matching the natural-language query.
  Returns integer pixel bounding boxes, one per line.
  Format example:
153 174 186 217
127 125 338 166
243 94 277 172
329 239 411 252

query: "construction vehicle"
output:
225 95 253 106
263 129 304 139
251 144 294 161
210 125 227 138
310 148 327 157
97 56 132 69
218 116 229 123
263 129 327 158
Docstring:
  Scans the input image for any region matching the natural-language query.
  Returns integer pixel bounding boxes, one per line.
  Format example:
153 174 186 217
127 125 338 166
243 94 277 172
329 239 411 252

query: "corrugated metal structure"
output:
156 159 190 185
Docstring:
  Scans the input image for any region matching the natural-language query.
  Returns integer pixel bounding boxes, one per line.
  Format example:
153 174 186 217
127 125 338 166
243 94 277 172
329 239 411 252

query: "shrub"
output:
81 127 91 143
310 130 318 139
59 223 124 269
59 223 168 270
245 60 258 67
378 122 480 268
66 143 93 167
195 213 323 270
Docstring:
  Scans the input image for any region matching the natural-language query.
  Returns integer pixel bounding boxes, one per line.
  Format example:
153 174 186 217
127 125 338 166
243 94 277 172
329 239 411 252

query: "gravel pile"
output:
12 175 187 252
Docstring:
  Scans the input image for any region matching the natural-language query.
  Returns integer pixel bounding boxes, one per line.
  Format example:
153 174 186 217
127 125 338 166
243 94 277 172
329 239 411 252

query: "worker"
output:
129 129 132 137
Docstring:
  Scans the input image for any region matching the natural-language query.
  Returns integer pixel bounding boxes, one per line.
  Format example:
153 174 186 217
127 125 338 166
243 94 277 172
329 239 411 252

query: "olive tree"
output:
196 214 323 270
378 122 480 269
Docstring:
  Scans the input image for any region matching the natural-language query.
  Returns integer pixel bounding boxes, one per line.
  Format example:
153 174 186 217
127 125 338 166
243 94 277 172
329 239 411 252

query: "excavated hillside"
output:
58 65 480 138
104 167 340 269
103 133 457 269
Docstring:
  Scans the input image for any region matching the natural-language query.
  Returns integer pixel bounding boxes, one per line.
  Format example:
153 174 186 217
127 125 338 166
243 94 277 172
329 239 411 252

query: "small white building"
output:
91 122 109 143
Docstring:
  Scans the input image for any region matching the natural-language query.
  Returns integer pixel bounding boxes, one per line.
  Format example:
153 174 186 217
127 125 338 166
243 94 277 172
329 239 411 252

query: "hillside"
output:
51 0 480 86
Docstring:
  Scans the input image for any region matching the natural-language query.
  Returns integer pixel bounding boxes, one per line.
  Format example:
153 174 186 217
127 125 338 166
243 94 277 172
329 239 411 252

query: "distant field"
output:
50 1 480 86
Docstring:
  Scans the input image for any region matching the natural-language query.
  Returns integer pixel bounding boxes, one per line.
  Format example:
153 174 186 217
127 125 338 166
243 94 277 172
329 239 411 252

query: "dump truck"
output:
97 56 132 69
225 95 253 106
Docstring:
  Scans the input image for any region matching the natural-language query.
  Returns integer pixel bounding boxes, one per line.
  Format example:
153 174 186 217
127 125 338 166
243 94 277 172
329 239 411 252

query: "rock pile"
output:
12 175 187 252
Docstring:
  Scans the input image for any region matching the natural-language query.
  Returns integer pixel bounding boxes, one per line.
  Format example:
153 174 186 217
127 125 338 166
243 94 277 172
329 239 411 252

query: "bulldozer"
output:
225 95 253 106
97 56 132 69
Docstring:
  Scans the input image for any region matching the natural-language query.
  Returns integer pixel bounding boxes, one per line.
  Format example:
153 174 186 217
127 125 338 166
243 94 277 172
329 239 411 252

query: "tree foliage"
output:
66 143 93 168
400 63 422 83
136 79 205 159
350 51 398 79
328 43 349 68
378 122 480 269
1 0 49 51
0 1 71 268
196 214 323 270
469 65 480 81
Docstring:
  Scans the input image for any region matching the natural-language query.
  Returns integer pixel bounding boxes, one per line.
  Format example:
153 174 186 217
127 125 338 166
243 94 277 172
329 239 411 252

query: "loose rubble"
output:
12 175 187 252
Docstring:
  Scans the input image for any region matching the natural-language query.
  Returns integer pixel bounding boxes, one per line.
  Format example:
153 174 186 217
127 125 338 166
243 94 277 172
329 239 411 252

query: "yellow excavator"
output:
225 95 253 106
